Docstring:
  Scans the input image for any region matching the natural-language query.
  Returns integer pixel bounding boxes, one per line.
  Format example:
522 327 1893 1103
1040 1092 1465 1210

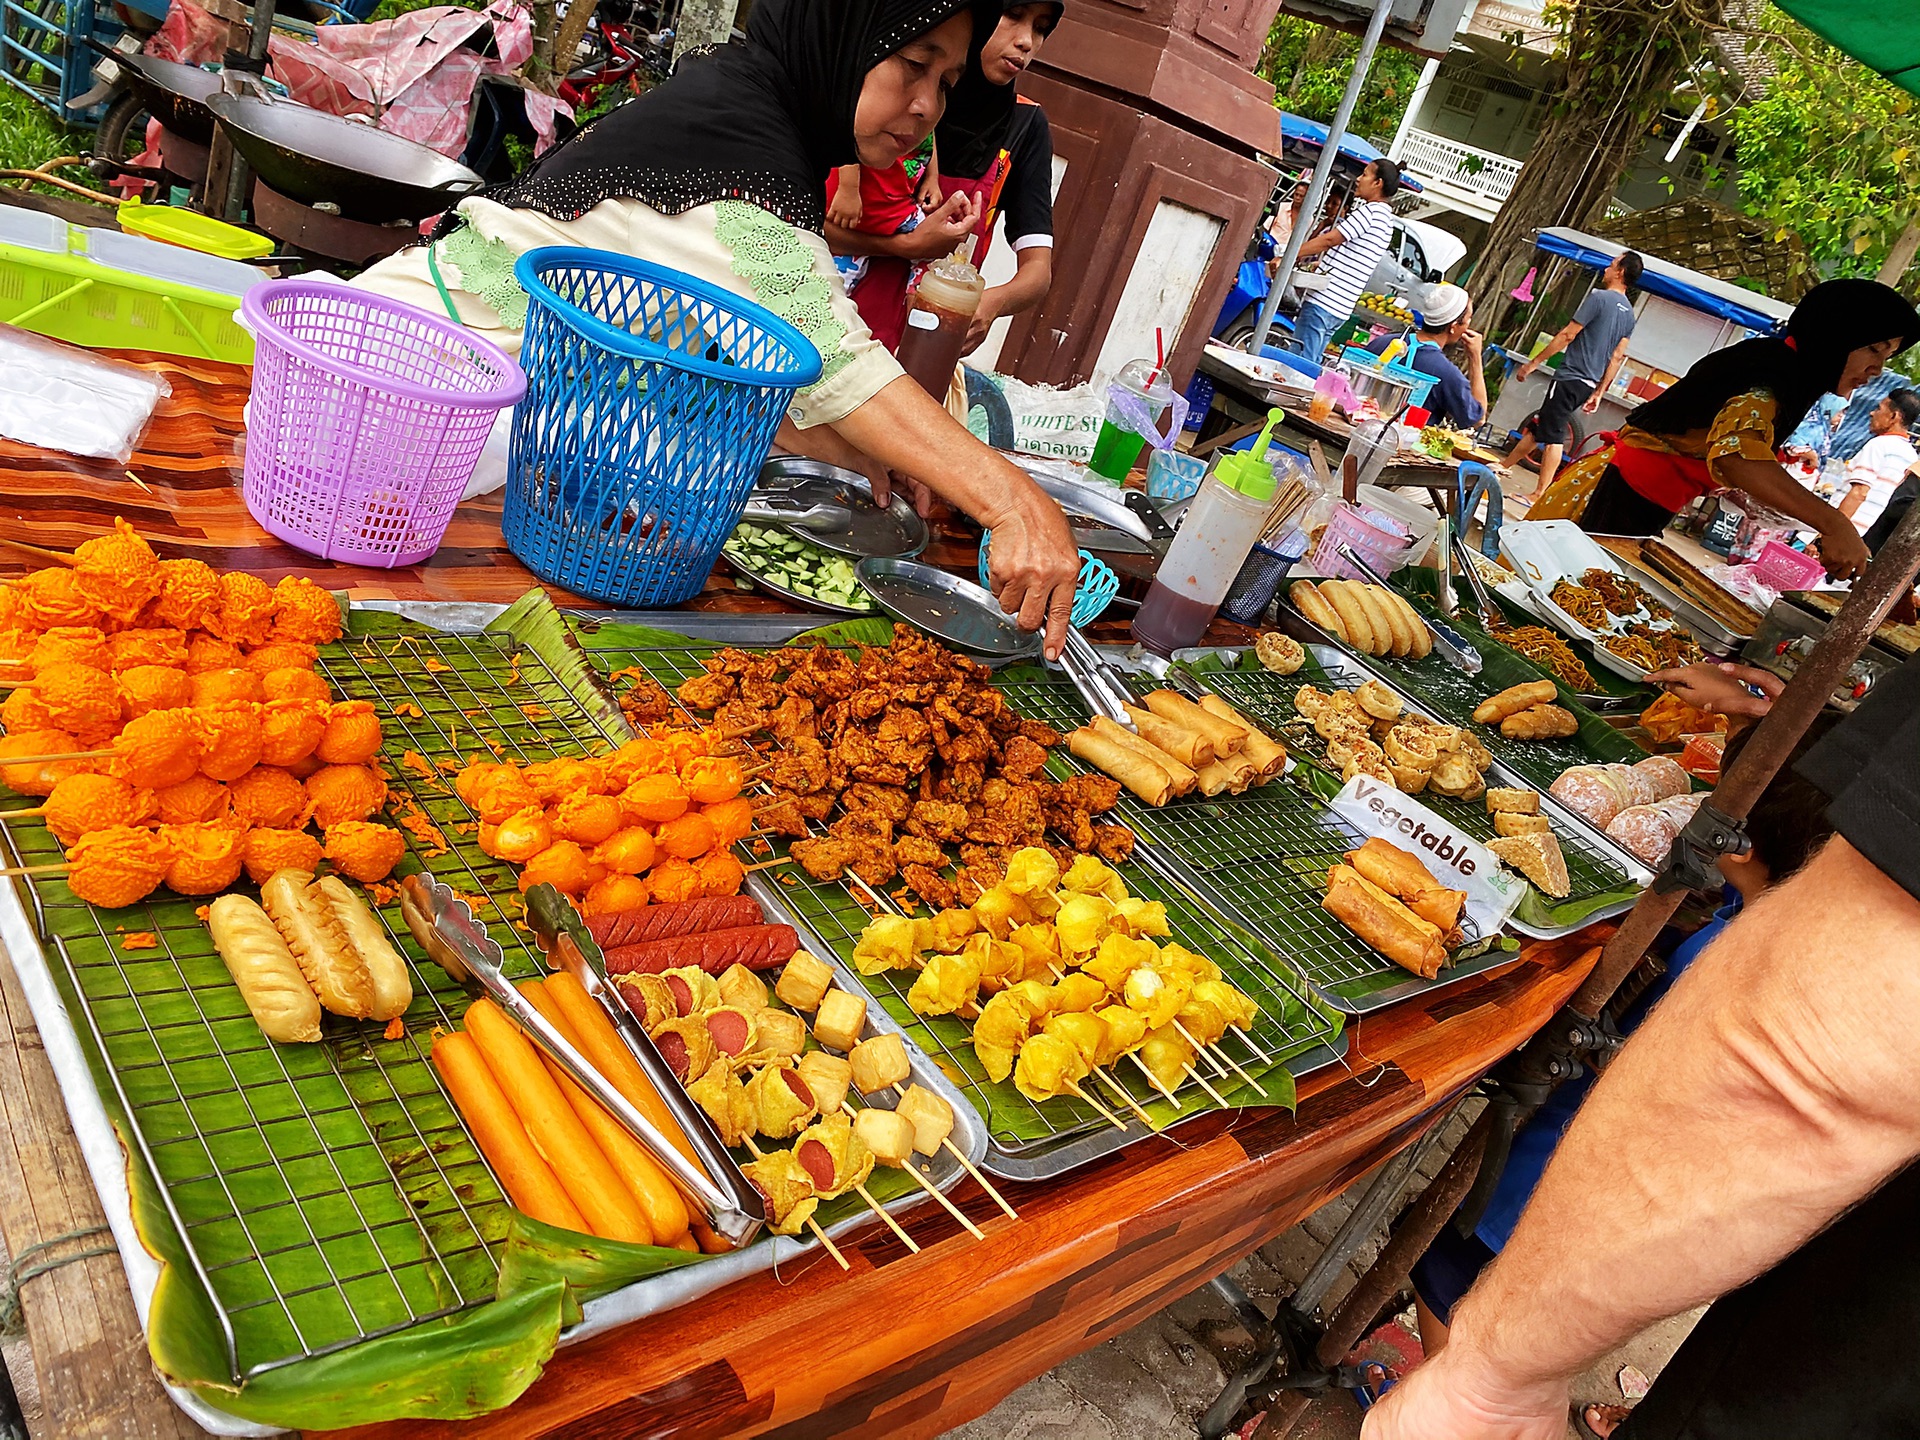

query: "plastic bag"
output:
0 326 170 464
995 376 1105 465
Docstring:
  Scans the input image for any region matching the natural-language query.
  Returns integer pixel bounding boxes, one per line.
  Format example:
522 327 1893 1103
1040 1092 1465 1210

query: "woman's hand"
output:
980 484 1079 658
902 191 979 260
1813 520 1871 580
1360 1349 1568 1440
963 291 1004 354
1645 661 1782 719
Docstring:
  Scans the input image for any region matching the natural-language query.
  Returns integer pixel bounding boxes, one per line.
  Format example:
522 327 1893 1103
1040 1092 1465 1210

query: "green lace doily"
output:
440 223 530 330
713 199 852 388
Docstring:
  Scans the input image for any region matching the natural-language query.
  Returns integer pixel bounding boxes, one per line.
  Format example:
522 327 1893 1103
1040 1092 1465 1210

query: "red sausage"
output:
706 1008 751 1057
655 1028 690 1082
587 896 763 950
781 1069 814 1109
605 923 799 977
797 1138 834 1192
663 973 695 1015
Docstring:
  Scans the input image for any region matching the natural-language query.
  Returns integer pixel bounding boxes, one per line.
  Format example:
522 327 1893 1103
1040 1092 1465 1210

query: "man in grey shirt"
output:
1504 251 1642 502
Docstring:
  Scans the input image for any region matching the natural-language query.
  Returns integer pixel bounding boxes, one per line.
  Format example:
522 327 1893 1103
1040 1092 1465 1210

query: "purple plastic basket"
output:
241 280 525 568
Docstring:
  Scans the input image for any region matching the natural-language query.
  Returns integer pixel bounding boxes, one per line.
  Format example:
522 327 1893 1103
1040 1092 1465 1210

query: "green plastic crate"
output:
0 234 255 365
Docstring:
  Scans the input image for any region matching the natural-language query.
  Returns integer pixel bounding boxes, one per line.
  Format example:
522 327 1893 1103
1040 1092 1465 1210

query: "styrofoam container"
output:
80 227 263 298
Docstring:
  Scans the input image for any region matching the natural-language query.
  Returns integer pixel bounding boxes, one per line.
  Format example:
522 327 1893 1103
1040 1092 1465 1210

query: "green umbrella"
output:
1775 1 1920 95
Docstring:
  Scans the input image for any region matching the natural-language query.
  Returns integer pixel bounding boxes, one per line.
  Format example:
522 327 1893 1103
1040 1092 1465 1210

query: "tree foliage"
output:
1725 8 1920 286
1255 15 1427 146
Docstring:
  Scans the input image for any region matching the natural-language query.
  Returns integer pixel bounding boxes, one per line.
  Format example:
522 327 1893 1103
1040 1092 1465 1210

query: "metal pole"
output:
1249 0 1396 356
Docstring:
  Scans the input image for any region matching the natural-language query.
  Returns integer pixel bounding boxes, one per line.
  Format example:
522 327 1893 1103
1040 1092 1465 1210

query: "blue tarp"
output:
1533 226 1794 335
1278 113 1424 193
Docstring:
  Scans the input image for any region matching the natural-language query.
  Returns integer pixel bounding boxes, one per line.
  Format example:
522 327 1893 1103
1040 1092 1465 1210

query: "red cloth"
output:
826 163 921 239
852 167 998 353
1611 437 1717 512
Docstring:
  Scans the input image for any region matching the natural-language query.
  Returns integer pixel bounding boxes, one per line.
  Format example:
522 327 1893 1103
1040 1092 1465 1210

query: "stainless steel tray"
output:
721 546 879 616
856 557 1041 660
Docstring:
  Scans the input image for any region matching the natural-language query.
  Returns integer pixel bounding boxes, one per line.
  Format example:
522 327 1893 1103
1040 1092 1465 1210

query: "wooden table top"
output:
0 351 1604 1438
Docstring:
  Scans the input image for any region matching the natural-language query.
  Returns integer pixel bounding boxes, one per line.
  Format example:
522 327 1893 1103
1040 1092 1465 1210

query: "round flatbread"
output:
1290 581 1346 642
1321 582 1376 655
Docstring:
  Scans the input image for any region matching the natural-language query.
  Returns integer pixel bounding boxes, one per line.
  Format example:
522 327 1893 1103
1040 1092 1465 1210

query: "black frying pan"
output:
114 53 225 146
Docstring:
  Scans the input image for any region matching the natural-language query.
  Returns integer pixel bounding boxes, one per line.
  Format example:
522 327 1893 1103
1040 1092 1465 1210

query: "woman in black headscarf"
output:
1557 278 1920 578
355 0 1081 654
837 1 1064 354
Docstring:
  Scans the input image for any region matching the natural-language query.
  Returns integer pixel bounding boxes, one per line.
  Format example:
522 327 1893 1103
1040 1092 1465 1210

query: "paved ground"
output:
946 1099 1701 1440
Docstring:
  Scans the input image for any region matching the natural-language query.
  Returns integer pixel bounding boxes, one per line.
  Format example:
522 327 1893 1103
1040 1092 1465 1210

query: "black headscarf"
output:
935 0 1063 180
1631 278 1920 445
494 0 1001 233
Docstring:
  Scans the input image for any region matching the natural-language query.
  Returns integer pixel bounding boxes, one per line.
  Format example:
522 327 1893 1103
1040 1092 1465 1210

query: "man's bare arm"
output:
1365 836 1920 1439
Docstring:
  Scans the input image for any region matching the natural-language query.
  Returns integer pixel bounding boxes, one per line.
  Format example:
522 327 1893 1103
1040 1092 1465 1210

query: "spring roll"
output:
1089 715 1197 795
1143 689 1248 757
1322 864 1446 980
1197 695 1288 777
1121 704 1215 768
1345 837 1467 933
1194 752 1259 797
1069 726 1174 806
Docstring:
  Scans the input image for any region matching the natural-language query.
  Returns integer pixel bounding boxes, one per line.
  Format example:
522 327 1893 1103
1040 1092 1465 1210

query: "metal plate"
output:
755 458 930 559
856 558 1041 660
720 547 877 616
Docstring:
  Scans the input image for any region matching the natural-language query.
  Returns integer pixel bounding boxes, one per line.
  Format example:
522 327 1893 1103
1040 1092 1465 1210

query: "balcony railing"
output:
1398 129 1526 205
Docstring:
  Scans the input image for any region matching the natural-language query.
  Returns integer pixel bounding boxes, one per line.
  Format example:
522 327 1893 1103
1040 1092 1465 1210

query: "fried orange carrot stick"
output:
431 1030 587 1234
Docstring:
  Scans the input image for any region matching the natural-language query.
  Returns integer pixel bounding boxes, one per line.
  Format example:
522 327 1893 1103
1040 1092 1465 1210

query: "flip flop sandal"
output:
1572 1401 1635 1439
1351 1361 1396 1411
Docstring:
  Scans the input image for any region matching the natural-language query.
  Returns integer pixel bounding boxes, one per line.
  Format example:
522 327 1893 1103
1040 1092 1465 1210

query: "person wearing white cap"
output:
1365 282 1486 430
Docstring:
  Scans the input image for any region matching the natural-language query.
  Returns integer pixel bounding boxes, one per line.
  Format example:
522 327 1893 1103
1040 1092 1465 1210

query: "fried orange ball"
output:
0 629 35 666
621 773 689 825
0 729 90 796
242 827 324 885
305 764 388 828
72 518 160 624
702 796 755 848
195 703 264 782
1 685 55 735
41 773 154 845
261 667 330 705
152 774 230 825
647 857 702 905
479 806 552 864
461 766 539 824
229 766 309 829
603 738 672 788
183 634 244 675
26 627 109 676
581 872 650 916
287 752 324 780
271 577 343 645
518 840 597 895
188 667 263 709
148 557 220 630
591 826 657 875
65 825 171 908
106 628 189 673
323 821 405 883
695 851 746 898
657 812 716 861
314 700 382 766
662 730 711 770
110 708 201 789
120 665 193 720
16 568 99 629
241 641 318 678
679 755 744 806
523 757 606 805
0 587 24 631
259 698 329 769
32 663 122 746
550 792 623 847
205 573 275 647
159 821 245 896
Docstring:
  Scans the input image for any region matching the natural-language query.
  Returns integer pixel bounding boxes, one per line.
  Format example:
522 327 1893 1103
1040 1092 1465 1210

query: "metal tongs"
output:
1451 528 1501 627
1336 543 1483 676
739 496 852 534
399 873 763 1244
1057 626 1138 725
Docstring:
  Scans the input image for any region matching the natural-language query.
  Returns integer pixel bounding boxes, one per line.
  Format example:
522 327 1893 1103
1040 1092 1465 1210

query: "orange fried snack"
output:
695 851 745 898
523 757 606 805
205 573 276 647
323 821 406 883
241 641 319 678
647 857 702 904
160 821 245 896
106 628 190 673
458 765 539 823
66 825 172 908
31 663 121 746
258 698 329 769
550 792 623 847
519 840 599 895
581 873 650 915
188 667 263 708
620 773 689 825
196 703 264 782
0 588 24 631
26 627 109 675
680 755 743 806
271 577 344 645
602 738 672 788
152 774 230 825
120 665 193 720
0 729 92 796
72 518 160 623
148 557 220 630
183 634 244 675
242 827 325 885
16 568 99 629
261 667 331 705
479 806 551 863
661 731 712 772
229 767 309 829
305 764 388 828
591 826 657 876
702 796 754 848
314 700 383 766
0 630 33 666
0 687 53 733
110 708 201 789
656 813 716 861
42 773 155 845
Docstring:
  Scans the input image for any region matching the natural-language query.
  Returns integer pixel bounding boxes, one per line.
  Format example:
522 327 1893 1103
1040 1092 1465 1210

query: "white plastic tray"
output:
1498 520 1686 682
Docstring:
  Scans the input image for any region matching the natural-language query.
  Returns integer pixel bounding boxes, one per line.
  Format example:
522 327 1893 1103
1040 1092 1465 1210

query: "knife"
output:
1336 544 1483 675
1070 526 1154 555
1124 492 1178 556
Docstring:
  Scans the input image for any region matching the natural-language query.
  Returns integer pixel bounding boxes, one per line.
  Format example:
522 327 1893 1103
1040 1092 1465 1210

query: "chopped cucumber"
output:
724 520 876 611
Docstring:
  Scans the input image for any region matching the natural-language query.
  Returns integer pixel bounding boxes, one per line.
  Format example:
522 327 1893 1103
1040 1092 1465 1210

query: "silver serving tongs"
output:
1451 529 1501 628
740 497 853 533
1058 626 1138 725
399 874 762 1244
1336 543 1483 676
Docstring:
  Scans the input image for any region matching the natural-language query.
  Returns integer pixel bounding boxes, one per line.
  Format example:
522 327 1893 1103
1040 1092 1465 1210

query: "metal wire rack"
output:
570 636 1344 1158
0 624 636 1385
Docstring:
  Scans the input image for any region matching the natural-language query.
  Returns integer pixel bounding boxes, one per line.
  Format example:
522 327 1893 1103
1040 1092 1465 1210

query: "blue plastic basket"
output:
504 247 824 607
977 534 1119 627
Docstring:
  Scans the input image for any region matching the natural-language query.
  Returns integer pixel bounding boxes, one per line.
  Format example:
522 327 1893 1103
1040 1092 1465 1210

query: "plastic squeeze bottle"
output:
896 251 986 401
1130 409 1282 656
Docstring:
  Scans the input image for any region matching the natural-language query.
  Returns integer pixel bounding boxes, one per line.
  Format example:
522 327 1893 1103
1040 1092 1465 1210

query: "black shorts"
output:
1529 374 1595 449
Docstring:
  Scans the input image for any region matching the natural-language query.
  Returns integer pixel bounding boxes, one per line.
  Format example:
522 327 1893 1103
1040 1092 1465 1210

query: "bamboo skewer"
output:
852 1179 920 1252
840 1102 984 1240
0 536 75 567
1229 1025 1272 1063
1128 1052 1183 1107
742 857 794 874
0 749 114 766
1182 1063 1231 1108
0 807 45 821
124 470 153 496
1066 1080 1126 1130
1095 1068 1154 1126
0 863 66 878
1175 1019 1259 1086
1172 1018 1233 1080
738 1135 849 1270
939 1133 1016 1218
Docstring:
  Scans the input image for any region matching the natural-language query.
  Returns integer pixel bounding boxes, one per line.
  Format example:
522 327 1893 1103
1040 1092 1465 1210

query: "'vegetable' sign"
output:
1330 775 1526 937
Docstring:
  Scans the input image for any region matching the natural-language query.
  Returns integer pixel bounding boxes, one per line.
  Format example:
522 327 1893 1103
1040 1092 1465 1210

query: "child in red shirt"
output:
827 134 939 292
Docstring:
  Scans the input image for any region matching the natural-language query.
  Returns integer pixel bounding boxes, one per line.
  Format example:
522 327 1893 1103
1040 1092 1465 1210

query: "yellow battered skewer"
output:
1129 1052 1184 1107
839 1102 985 1240
737 1135 850 1270
1175 1019 1260 1087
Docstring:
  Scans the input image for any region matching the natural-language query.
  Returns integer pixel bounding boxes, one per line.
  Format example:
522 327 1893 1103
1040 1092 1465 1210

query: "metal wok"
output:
206 94 484 223
115 53 225 146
